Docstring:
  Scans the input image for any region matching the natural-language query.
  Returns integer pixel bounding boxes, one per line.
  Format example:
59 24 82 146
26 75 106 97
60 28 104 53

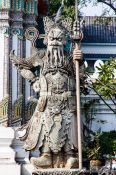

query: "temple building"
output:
0 0 48 126
81 16 116 132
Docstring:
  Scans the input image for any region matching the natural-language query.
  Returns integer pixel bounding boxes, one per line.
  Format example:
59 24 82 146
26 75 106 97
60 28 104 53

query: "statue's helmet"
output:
43 17 73 53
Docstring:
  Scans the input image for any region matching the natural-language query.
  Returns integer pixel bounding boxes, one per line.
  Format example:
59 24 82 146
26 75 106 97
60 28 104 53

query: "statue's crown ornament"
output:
43 16 73 35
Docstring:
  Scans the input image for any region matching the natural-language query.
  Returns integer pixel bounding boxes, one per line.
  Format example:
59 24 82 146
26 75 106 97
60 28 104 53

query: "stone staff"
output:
73 0 83 169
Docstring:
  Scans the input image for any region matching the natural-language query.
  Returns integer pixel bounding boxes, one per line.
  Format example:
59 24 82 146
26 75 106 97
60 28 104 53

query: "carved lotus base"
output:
32 168 85 175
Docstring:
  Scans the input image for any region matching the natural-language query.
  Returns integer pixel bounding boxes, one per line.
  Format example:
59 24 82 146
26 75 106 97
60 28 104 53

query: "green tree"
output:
49 0 94 18
97 0 116 13
48 0 116 18
49 0 75 18
89 59 116 114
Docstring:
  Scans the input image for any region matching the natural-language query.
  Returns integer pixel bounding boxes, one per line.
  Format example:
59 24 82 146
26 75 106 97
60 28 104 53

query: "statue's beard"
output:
47 46 64 67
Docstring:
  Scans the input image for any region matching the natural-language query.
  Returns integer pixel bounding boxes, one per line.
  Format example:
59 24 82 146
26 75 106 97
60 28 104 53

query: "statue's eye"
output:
58 38 62 41
50 37 54 41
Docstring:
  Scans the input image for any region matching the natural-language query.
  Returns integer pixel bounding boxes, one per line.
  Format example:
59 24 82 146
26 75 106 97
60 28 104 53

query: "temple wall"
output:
92 113 116 131
81 95 116 132
0 33 4 101
0 0 44 125
91 99 116 132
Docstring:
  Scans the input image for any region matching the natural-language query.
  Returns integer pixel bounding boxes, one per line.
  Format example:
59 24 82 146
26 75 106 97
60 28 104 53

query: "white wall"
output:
12 35 18 104
91 113 116 132
81 93 116 132
0 33 4 101
92 99 116 132
81 43 116 55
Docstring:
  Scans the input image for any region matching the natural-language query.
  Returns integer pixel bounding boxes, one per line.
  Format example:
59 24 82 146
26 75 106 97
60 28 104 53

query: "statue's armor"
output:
22 56 77 153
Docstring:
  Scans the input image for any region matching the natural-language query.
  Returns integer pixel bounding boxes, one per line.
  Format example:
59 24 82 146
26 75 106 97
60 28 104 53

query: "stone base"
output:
22 163 35 175
0 164 20 175
32 168 85 175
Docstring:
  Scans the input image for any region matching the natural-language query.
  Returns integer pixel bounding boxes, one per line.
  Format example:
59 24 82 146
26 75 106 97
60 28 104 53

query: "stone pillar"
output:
3 33 12 126
17 37 23 97
22 38 26 124
18 37 26 124
3 35 10 97
8 36 13 126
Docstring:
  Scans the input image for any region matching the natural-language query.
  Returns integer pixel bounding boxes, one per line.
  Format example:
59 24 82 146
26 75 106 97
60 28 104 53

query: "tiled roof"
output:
84 54 116 60
82 16 116 43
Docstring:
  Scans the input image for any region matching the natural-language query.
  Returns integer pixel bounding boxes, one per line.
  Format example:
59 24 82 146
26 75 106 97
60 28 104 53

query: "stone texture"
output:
22 163 35 175
32 169 85 175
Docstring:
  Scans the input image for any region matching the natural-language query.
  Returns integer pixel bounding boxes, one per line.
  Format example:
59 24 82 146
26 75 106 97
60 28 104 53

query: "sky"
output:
80 2 115 16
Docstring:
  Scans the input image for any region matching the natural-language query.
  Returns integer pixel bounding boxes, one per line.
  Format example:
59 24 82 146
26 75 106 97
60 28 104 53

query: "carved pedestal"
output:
32 168 85 175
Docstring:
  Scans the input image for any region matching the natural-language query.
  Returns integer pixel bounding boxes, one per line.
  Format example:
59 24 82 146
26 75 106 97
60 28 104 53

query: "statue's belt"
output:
40 91 76 97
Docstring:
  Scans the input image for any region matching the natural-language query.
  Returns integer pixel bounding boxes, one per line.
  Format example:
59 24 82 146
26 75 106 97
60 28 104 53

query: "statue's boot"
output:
30 153 52 168
65 152 78 169
53 153 65 168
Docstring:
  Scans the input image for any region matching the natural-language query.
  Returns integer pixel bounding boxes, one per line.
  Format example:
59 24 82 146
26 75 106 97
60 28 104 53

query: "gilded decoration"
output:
0 96 9 121
12 95 24 122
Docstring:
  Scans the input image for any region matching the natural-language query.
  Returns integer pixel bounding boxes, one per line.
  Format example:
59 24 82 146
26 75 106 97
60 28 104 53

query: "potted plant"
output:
84 132 103 170
89 146 102 169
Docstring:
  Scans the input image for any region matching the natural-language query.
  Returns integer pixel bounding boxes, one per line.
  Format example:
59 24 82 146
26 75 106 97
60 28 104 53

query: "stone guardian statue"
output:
10 15 83 169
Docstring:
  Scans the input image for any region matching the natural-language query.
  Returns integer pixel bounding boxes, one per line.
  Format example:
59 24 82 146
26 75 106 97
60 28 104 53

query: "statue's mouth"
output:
49 44 63 48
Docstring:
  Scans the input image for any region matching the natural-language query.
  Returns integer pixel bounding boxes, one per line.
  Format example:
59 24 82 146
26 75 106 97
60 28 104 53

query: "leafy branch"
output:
98 0 116 13
85 58 116 114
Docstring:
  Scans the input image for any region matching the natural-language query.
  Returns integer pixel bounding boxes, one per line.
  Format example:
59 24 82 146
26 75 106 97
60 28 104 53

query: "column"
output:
17 36 26 124
3 35 10 97
17 37 23 97
0 33 4 101
8 35 13 126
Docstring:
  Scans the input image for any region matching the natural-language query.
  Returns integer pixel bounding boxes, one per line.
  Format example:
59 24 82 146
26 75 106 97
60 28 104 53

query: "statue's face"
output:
48 27 65 47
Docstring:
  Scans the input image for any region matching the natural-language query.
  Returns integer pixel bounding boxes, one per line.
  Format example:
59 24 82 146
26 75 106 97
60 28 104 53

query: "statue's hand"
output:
73 48 83 62
32 80 40 92
28 96 38 103
10 50 35 70
20 69 37 83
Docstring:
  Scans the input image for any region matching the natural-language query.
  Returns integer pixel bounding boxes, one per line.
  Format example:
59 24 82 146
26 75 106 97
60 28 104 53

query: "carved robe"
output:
20 56 78 153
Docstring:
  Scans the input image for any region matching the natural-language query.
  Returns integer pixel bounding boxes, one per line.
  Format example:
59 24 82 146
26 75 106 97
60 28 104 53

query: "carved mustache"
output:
48 41 63 46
